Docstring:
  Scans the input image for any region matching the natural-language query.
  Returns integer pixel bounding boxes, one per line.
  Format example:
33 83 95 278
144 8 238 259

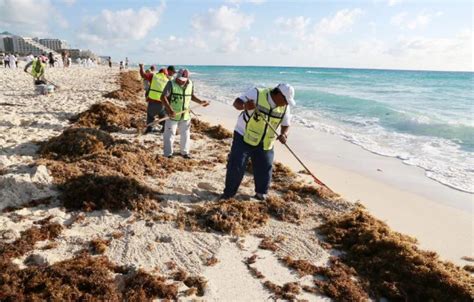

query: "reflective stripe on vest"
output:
243 88 287 150
31 59 45 79
170 80 193 121
147 73 168 101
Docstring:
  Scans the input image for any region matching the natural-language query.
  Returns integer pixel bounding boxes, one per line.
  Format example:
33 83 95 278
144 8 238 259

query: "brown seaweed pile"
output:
60 174 160 212
0 219 63 262
191 118 233 140
281 256 368 301
103 71 144 103
263 281 301 301
1 253 183 301
39 128 114 161
71 102 138 132
178 199 269 236
318 208 474 301
38 124 199 185
122 269 179 301
265 195 302 223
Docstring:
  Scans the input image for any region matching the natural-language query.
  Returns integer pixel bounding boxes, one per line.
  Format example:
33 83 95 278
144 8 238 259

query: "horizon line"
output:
140 63 473 74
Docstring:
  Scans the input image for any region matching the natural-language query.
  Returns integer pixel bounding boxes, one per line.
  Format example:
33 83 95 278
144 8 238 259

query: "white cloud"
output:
315 8 364 35
391 11 443 30
0 0 68 35
79 2 165 43
388 0 404 6
61 0 75 5
192 5 253 52
192 5 253 36
276 16 311 37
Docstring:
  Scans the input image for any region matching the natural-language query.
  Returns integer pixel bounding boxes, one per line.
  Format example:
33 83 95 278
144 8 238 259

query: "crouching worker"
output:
139 63 168 134
24 55 47 85
161 68 209 159
221 83 295 201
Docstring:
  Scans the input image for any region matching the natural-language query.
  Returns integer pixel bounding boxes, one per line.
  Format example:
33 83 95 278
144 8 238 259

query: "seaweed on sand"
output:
178 199 269 236
184 275 208 297
265 195 302 223
0 222 63 261
39 129 199 183
191 119 233 140
281 256 368 301
122 269 179 301
39 128 114 161
59 174 160 212
103 71 144 102
318 208 474 301
72 102 134 132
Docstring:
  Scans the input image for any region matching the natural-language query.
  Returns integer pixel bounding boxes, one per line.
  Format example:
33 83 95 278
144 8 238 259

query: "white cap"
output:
277 83 295 106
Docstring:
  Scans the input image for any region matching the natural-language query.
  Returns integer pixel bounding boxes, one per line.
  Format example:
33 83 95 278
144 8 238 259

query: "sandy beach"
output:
0 66 472 301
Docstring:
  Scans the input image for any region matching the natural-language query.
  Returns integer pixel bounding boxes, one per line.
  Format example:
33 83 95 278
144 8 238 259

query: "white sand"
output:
0 66 338 300
193 100 473 266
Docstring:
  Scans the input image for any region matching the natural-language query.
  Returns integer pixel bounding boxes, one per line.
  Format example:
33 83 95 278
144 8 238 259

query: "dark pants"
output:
146 101 166 125
223 132 274 198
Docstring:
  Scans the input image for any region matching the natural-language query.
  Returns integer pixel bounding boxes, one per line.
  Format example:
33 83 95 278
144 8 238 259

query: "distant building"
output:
2 35 60 56
38 38 69 52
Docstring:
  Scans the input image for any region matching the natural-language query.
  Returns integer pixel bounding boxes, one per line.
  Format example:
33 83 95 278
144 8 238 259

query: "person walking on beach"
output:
24 55 47 84
161 68 209 158
108 57 112 68
220 83 295 200
139 64 169 134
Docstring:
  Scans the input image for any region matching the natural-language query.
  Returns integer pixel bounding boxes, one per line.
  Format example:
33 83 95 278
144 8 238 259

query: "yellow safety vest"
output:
243 88 287 150
170 80 193 121
147 73 169 101
31 59 45 79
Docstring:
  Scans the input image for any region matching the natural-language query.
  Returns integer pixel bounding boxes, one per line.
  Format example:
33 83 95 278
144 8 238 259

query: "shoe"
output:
217 194 232 201
254 193 267 201
182 154 192 159
164 155 173 159
144 126 152 134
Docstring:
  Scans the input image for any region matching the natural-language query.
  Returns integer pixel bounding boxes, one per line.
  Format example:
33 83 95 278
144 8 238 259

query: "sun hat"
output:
177 68 189 82
277 83 295 106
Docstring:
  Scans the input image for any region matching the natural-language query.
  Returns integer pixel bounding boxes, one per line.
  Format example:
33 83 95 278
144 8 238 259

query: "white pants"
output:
163 119 191 157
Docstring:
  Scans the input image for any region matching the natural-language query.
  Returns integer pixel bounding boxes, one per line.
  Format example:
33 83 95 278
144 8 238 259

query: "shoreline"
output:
193 100 473 266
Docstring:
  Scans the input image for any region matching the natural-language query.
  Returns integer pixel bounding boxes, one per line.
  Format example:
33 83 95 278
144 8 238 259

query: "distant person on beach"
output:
167 65 176 79
26 53 34 64
48 52 55 68
125 57 129 69
3 53 9 68
139 64 169 134
9 54 17 69
220 83 295 201
24 55 48 84
108 57 112 68
119 61 124 70
161 68 209 158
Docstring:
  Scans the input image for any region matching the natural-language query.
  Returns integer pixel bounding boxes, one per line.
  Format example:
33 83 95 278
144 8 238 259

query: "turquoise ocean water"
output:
155 65 474 193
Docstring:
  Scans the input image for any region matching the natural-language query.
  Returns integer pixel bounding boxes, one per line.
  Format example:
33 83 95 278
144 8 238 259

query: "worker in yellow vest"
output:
161 68 209 158
221 83 296 201
24 55 48 84
139 64 169 133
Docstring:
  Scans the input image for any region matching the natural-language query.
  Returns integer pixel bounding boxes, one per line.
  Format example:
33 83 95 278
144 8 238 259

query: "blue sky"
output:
0 0 472 71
